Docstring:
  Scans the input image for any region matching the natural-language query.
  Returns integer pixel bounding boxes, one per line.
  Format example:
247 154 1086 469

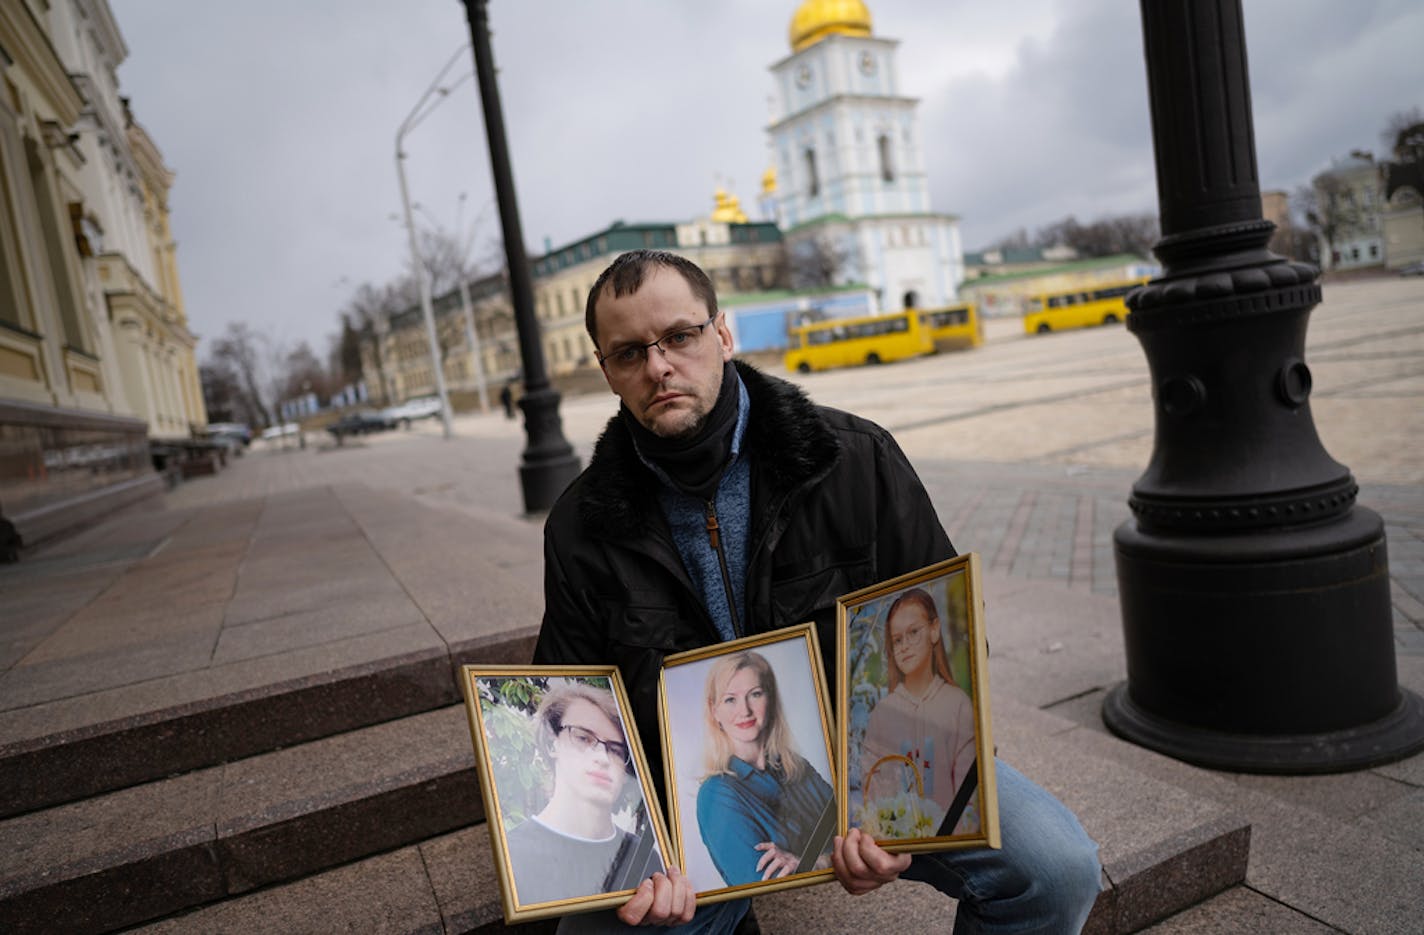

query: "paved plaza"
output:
3 274 1422 933
163 275 1424 644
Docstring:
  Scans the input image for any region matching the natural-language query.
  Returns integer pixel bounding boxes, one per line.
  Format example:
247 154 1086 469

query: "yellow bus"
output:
1022 278 1148 335
918 303 983 351
784 310 935 373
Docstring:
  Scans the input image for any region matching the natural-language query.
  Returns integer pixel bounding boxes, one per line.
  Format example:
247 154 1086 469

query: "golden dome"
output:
761 165 777 196
711 188 749 224
789 0 872 52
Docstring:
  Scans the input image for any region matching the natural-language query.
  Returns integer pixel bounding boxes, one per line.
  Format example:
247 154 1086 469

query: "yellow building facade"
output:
0 0 205 552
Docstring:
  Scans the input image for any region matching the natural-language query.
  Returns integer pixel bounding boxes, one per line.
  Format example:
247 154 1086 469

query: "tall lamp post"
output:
395 45 470 440
460 0 580 512
412 196 492 413
453 192 492 413
1105 0 1424 772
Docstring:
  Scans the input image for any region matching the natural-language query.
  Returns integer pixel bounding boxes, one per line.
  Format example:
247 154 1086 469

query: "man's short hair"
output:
584 249 719 349
533 680 632 774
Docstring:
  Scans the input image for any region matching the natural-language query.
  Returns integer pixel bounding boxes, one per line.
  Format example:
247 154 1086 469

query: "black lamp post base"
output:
519 456 581 517
1104 683 1424 774
516 388 582 515
1107 506 1424 773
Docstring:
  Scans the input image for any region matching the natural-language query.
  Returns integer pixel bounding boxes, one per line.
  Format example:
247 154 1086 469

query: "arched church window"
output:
879 134 895 182
805 148 820 197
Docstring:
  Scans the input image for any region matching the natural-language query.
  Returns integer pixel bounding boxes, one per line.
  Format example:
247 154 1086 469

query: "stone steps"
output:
0 681 1252 934
0 627 537 820
0 706 485 934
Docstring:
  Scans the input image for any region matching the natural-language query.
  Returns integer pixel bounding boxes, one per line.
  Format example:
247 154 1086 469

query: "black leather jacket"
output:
534 361 955 781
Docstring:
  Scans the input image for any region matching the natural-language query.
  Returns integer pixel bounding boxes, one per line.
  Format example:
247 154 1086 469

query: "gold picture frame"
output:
460 665 674 924
658 624 838 902
836 553 1000 854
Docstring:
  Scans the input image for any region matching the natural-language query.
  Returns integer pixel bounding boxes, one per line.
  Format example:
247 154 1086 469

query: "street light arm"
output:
395 42 472 153
393 41 471 441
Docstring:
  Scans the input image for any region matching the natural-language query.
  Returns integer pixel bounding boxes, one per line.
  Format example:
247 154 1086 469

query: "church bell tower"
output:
768 1 963 310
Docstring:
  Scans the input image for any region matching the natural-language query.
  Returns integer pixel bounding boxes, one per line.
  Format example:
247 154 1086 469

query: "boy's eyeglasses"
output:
560 724 631 765
597 314 719 375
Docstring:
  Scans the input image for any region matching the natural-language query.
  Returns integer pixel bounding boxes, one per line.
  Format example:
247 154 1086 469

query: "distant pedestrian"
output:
500 381 516 420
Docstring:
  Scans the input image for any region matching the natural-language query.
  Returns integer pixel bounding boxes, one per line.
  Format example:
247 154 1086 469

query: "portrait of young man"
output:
534 249 1102 933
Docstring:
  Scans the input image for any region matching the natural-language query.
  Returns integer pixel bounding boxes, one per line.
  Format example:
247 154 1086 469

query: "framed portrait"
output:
837 553 1000 854
658 624 839 902
460 665 673 924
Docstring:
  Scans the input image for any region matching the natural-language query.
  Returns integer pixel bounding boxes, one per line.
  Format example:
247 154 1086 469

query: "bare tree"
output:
276 341 330 403
339 282 408 404
199 361 247 425
332 314 363 385
1381 107 1424 163
789 233 854 289
411 227 481 298
1380 108 1424 252
1267 191 1319 263
208 322 274 427
1031 213 1158 258
1301 173 1359 266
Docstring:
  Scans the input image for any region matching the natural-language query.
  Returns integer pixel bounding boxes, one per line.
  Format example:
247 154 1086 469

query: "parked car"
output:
1398 261 1424 277
206 422 253 447
326 411 390 440
381 396 444 427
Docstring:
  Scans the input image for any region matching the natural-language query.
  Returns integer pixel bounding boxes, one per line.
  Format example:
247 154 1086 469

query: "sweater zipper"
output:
704 499 743 638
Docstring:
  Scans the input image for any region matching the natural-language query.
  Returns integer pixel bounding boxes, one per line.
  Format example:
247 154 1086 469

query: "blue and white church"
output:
767 1 965 311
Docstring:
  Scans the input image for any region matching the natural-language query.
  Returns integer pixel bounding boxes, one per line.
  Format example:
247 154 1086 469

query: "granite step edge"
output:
0 627 536 819
0 705 489 934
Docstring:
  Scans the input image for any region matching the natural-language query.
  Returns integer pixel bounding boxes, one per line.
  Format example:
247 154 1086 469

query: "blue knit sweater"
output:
636 373 752 641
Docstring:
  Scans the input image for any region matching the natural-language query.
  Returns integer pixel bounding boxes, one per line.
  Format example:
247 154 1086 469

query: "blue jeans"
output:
901 760 1102 934
558 760 1099 934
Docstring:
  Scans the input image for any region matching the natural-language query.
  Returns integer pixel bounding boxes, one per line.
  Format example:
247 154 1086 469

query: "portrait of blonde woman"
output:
692 649 835 888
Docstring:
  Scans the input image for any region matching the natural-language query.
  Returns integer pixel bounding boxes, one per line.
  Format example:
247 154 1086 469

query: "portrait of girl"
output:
841 558 992 848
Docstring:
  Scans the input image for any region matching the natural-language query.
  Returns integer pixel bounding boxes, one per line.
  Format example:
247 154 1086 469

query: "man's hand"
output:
832 827 912 896
754 841 799 880
617 866 696 927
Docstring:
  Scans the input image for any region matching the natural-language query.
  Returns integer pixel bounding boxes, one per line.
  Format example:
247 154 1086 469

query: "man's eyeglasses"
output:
597 314 719 375
560 724 631 765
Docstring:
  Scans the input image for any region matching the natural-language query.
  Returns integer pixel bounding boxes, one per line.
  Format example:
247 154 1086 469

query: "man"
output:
535 250 1101 933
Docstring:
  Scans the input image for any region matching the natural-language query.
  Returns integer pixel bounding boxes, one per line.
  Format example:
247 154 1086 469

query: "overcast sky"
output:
108 0 1423 357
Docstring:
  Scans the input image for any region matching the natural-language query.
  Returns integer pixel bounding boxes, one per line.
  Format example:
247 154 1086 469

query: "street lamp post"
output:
452 193 491 413
395 46 470 440
1105 0 1424 772
412 196 491 414
455 274 490 412
460 0 580 513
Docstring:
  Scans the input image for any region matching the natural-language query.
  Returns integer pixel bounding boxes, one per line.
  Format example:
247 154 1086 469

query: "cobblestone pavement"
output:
150 276 1424 653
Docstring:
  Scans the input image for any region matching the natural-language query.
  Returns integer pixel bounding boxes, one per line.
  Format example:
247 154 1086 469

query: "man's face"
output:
593 266 734 439
550 698 629 812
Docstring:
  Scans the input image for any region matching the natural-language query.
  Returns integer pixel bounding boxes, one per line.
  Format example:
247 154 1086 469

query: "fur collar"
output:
578 361 840 540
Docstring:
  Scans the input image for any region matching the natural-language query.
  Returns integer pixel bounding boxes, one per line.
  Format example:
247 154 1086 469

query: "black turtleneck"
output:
621 360 741 502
